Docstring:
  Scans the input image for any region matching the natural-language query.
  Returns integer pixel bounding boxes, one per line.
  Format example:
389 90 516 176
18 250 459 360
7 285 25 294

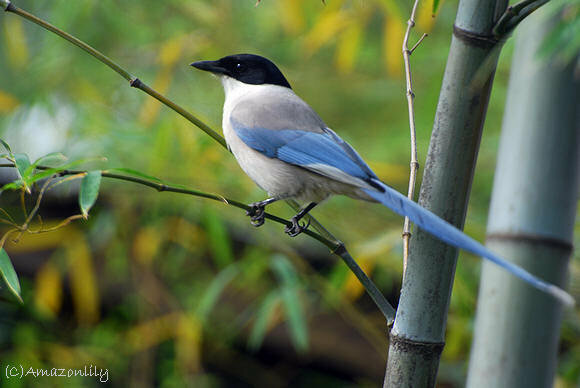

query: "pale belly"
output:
223 121 372 203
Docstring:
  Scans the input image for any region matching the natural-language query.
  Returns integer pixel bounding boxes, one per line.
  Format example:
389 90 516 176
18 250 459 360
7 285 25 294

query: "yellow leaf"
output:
343 257 374 299
417 0 438 31
166 217 205 253
3 18 29 68
375 0 403 20
0 90 20 113
65 233 100 325
138 69 172 126
383 15 404 77
335 21 363 74
126 312 180 353
159 36 184 67
175 315 202 374
303 10 349 55
279 0 306 34
344 231 401 299
367 161 410 185
34 260 62 318
132 226 161 266
4 223 71 253
138 36 184 126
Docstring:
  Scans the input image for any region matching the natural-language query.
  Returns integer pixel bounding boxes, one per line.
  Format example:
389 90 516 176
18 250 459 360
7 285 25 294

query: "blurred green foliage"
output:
0 0 578 387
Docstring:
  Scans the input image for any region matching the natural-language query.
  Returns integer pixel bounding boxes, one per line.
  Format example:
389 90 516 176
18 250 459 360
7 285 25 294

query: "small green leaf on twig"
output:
79 170 102 218
0 139 12 153
33 152 67 167
13 153 31 179
0 248 23 304
432 0 441 15
0 180 25 192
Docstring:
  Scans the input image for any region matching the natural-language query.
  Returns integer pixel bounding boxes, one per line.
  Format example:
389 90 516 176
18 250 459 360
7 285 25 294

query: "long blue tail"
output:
363 180 574 306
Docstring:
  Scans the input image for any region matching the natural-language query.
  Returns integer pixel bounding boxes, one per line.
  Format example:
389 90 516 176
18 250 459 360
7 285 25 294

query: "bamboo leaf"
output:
79 171 102 218
279 0 306 34
432 0 442 15
303 10 349 54
13 153 31 179
418 0 438 31
0 248 23 304
0 139 12 153
0 180 24 192
32 152 67 167
3 18 29 68
271 255 308 352
0 90 20 113
203 208 234 267
335 20 363 73
196 265 238 323
65 236 99 325
248 290 281 350
383 15 405 77
34 260 63 317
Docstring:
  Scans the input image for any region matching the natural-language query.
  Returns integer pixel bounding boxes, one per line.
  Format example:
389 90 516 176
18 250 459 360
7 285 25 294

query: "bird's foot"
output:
285 216 311 237
246 203 266 227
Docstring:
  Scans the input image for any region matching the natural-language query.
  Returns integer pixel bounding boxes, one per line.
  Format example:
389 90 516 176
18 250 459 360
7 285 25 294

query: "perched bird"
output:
191 53 573 305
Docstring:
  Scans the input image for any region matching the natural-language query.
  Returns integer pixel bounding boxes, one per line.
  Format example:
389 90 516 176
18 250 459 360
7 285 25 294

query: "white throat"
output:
220 75 294 113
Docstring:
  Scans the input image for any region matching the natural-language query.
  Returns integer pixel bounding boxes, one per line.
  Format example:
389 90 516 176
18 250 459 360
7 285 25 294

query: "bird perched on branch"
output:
191 53 573 306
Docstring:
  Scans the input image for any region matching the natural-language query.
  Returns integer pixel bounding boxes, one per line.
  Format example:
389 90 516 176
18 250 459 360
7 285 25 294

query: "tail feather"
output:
363 180 574 306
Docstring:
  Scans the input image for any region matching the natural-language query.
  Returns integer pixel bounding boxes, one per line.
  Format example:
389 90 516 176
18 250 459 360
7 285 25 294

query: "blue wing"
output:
231 118 381 189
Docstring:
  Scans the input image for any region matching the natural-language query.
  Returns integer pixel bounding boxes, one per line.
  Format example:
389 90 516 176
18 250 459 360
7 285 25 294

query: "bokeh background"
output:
0 0 578 386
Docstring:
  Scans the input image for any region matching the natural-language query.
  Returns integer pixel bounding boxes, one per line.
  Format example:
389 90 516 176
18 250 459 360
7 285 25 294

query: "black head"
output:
191 54 291 89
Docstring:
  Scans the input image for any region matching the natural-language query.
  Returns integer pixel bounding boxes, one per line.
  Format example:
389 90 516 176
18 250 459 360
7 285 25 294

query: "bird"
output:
191 53 573 306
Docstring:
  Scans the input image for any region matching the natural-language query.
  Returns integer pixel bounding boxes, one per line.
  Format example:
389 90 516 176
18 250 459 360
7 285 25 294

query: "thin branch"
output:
401 0 426 276
409 33 428 55
0 163 396 324
493 0 551 37
20 176 53 231
0 208 16 225
31 214 84 233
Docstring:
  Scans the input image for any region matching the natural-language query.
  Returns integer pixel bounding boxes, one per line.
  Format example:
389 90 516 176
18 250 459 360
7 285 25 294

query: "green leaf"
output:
13 153 31 179
26 157 105 187
196 265 238 323
0 180 24 192
203 208 234 268
0 139 11 153
248 290 281 350
106 167 163 182
32 152 67 167
0 248 23 303
79 171 102 218
432 0 441 15
271 255 308 352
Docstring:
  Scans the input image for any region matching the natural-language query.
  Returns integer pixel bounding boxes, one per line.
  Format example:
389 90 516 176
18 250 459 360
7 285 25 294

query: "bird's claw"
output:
285 216 311 237
246 204 265 227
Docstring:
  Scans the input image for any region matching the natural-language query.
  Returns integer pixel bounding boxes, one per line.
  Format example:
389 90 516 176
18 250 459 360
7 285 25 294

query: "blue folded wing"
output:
232 119 379 188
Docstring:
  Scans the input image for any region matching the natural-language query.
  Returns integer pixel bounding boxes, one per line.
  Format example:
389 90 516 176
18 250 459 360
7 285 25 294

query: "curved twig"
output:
401 0 427 275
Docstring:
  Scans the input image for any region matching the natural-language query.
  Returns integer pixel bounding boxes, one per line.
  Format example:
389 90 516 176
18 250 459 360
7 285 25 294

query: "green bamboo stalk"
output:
383 0 508 384
466 9 579 387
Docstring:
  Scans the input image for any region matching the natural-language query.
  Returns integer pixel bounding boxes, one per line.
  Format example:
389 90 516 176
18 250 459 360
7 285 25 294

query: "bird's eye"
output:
234 62 247 73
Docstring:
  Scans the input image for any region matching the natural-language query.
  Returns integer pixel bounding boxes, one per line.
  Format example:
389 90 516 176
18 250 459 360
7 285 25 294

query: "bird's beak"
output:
190 60 227 75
